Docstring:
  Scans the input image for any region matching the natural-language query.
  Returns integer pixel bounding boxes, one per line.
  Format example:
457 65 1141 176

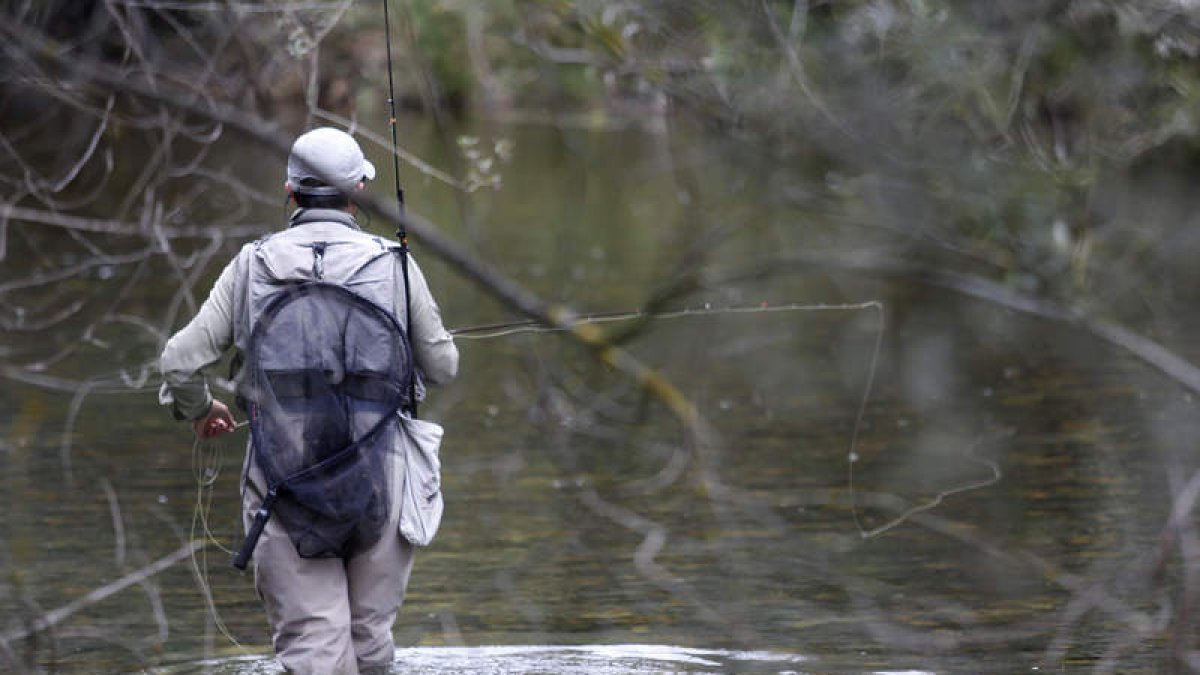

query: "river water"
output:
0 114 1194 674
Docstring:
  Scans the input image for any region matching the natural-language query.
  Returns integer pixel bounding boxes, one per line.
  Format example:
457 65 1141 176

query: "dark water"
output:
0 117 1193 674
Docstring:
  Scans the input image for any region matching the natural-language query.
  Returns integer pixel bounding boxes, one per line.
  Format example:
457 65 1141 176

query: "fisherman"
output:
159 127 458 674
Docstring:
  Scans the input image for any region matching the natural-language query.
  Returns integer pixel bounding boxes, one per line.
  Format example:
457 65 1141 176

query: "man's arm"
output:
403 256 459 385
159 253 240 423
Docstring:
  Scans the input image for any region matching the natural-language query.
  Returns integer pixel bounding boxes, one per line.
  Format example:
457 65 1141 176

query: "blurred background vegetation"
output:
365 0 1200 322
11 0 1200 317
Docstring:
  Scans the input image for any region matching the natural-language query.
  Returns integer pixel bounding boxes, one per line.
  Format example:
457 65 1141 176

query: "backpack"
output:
231 231 415 569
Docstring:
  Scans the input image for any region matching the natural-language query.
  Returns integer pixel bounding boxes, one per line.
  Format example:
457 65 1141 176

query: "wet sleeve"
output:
158 254 239 420
402 256 459 386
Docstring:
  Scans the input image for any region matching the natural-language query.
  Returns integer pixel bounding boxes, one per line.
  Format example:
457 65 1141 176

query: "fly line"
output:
452 299 1002 540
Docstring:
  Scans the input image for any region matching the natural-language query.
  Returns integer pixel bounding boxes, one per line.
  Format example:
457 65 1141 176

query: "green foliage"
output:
404 0 474 107
661 1 1200 305
27 0 1198 312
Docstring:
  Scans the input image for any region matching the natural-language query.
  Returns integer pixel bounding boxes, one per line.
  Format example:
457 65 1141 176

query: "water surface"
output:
0 116 1191 674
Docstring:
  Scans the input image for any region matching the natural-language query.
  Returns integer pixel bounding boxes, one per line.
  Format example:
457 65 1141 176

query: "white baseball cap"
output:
286 127 376 195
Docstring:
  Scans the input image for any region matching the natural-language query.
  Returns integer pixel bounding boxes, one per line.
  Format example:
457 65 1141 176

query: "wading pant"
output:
242 461 416 675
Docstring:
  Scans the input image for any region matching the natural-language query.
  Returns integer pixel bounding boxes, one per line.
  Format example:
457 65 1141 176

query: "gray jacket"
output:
159 208 458 420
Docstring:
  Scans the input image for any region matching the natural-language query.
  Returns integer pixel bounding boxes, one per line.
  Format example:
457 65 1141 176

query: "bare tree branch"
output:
2 21 714 447
0 540 206 644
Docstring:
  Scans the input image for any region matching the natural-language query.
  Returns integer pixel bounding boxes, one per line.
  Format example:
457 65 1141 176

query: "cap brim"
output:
362 159 376 182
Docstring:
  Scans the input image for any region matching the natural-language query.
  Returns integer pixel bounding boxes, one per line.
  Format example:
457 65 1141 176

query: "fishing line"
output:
189 421 251 655
190 421 248 555
449 300 885 339
448 299 999 538
850 435 1003 539
844 341 1004 540
842 301 886 538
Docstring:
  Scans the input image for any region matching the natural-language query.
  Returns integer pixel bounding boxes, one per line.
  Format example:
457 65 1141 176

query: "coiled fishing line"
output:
190 422 250 655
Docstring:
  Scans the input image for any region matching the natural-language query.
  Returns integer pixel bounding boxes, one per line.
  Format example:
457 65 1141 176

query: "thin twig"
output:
101 478 128 568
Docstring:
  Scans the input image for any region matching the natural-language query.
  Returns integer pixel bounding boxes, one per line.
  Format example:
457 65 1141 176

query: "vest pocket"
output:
398 416 445 546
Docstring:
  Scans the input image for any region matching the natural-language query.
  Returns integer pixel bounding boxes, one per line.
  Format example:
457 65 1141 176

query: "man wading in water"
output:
159 127 458 674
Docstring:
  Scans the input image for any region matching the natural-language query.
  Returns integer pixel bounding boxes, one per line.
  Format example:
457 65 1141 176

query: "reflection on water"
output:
152 645 815 675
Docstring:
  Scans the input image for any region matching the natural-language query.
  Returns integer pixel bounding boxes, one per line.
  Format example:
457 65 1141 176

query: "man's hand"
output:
193 399 237 439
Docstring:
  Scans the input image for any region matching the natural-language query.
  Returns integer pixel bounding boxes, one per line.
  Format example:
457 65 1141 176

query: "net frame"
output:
233 280 414 567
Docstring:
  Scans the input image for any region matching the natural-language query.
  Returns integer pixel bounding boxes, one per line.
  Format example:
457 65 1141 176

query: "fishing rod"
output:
449 300 885 339
381 0 405 221
382 0 417 415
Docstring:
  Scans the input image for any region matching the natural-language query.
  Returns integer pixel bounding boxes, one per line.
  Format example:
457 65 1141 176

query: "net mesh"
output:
243 282 412 558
